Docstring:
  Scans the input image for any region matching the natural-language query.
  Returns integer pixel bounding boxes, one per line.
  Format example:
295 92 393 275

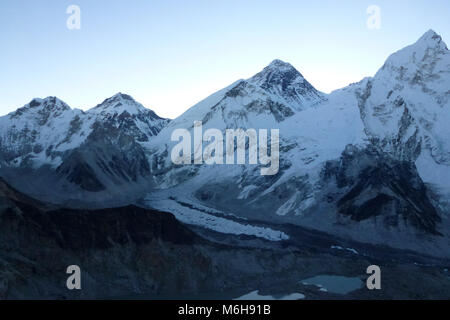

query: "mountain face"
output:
355 30 450 187
0 178 351 300
0 30 449 256
0 177 204 298
0 93 169 205
323 145 441 235
142 30 450 255
248 59 324 112
0 176 205 298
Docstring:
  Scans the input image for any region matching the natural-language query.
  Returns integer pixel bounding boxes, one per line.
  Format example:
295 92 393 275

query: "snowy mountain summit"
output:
145 30 450 255
0 93 169 204
248 59 324 110
1 30 450 255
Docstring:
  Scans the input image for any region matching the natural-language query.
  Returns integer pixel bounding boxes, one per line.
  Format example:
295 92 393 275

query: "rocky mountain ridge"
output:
1 30 449 255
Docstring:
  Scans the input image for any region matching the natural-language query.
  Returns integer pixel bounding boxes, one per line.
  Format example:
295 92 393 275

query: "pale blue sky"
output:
1 0 449 118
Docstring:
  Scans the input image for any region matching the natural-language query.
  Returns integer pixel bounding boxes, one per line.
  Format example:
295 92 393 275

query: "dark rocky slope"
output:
2 177 450 300
0 178 309 299
323 145 442 235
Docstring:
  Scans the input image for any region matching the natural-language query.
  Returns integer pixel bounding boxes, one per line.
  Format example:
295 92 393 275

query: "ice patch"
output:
235 290 305 300
331 245 359 255
145 194 289 241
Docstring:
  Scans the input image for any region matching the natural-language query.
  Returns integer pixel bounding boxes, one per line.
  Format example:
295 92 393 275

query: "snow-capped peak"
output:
417 29 448 49
86 93 169 142
109 92 137 104
8 96 73 126
247 59 324 111
266 59 297 72
376 30 449 81
249 59 307 88
0 92 169 173
20 96 71 112
89 92 155 117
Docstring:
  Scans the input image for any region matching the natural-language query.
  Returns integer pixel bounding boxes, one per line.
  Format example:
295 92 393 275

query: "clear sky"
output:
1 0 449 119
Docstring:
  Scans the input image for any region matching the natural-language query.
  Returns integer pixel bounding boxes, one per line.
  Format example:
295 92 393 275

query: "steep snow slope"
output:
146 59 327 177
0 93 169 204
0 30 449 255
145 58 367 206
150 59 323 147
354 30 450 194
143 30 450 254
0 97 84 168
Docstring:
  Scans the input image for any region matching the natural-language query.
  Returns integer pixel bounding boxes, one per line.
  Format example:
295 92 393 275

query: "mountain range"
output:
1 29 450 257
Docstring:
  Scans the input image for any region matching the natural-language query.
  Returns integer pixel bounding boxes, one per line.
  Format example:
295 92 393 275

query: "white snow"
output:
416 150 450 193
140 30 450 223
144 193 289 241
0 94 167 168
1 30 449 239
331 246 359 255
